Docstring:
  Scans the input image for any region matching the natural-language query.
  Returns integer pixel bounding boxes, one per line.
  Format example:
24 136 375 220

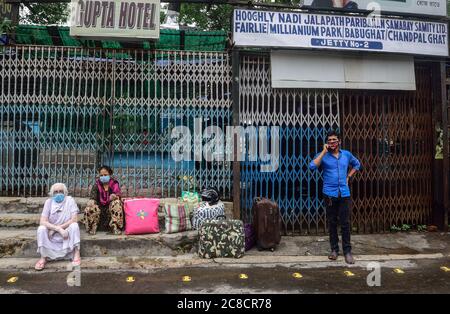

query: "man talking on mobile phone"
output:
310 130 361 264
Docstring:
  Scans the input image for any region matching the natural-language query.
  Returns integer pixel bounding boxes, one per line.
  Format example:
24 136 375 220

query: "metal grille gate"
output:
239 54 434 234
0 45 232 198
239 53 340 235
0 45 434 233
341 65 433 233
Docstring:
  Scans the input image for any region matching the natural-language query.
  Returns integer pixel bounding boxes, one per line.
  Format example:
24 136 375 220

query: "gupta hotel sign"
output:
70 0 160 40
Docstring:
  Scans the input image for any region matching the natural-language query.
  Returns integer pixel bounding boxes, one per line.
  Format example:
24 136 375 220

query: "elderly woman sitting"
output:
35 183 81 271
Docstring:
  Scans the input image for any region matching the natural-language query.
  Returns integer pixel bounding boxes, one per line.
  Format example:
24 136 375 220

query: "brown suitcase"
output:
252 197 281 251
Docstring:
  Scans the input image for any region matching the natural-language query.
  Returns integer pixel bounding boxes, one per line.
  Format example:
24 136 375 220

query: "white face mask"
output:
100 175 111 183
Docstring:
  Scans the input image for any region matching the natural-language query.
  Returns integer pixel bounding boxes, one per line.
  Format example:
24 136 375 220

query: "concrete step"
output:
0 229 199 258
0 197 89 214
0 197 234 217
0 214 41 229
0 213 166 230
0 197 233 233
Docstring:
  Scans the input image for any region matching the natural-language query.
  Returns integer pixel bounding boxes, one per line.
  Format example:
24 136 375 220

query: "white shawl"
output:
49 196 76 225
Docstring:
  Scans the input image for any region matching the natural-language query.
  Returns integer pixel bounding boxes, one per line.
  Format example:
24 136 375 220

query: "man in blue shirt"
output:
310 130 361 264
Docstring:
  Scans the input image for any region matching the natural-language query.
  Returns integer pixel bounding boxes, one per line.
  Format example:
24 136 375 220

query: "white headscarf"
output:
48 183 74 224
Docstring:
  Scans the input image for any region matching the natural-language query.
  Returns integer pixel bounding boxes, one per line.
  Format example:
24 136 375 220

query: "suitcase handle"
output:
216 215 227 220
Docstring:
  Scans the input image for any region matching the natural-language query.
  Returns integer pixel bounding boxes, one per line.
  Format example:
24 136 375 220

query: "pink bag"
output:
124 198 160 235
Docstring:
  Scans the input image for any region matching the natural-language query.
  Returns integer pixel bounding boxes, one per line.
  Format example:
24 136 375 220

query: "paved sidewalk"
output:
246 232 450 256
0 253 447 272
0 231 448 271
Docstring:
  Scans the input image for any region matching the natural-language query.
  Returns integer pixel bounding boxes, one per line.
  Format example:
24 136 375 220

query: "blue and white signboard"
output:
233 9 448 56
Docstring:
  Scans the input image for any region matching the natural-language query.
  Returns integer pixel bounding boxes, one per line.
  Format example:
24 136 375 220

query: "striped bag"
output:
164 201 192 233
192 201 225 230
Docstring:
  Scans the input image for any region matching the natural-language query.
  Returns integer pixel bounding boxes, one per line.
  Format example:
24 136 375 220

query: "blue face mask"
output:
100 175 110 184
53 193 65 203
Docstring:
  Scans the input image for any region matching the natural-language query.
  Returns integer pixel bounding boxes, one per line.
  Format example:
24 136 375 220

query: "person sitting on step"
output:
35 183 81 271
83 165 124 235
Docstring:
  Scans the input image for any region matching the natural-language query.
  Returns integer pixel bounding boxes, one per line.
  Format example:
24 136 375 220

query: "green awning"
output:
13 25 228 52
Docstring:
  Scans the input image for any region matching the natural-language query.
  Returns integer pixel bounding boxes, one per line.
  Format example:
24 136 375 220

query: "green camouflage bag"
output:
198 216 245 258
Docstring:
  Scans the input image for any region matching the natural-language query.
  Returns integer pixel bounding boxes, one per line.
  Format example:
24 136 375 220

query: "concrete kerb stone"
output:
0 253 448 272
0 255 214 272
213 253 446 265
0 229 200 258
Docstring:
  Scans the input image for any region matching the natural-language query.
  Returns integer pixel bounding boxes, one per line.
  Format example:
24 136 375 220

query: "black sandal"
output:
328 251 338 260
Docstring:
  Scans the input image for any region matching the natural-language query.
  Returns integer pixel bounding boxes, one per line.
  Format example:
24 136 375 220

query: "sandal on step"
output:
35 259 46 271
72 257 81 267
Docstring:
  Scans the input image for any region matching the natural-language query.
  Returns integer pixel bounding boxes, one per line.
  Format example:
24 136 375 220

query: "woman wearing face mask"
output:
83 165 123 235
35 183 81 271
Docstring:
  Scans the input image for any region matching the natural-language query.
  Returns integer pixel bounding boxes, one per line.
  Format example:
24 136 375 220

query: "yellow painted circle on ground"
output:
182 276 192 282
7 277 18 283
239 273 248 279
440 266 450 272
393 268 405 274
344 271 355 277
126 276 135 283
292 272 303 279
